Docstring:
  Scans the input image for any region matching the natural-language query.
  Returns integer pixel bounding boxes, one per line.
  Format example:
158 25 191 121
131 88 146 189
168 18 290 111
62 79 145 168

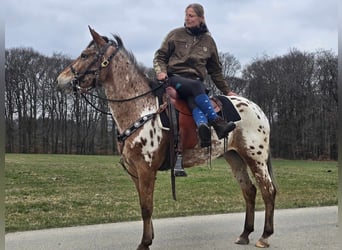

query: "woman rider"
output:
153 3 236 147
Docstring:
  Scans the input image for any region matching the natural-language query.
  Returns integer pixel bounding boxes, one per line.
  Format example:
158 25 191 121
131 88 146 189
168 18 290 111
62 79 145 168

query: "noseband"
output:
70 41 120 94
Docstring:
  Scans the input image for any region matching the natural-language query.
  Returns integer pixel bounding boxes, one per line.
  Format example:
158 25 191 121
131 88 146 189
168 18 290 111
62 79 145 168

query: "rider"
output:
153 3 236 149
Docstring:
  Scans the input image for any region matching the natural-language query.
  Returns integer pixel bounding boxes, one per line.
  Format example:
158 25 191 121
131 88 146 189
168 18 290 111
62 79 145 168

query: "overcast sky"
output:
5 0 337 68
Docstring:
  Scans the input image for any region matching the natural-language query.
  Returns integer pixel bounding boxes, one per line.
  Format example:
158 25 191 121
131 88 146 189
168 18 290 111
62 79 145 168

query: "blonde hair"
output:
186 3 205 18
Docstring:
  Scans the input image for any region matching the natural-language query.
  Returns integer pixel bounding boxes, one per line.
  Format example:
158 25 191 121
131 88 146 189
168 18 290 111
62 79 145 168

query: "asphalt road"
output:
5 206 339 250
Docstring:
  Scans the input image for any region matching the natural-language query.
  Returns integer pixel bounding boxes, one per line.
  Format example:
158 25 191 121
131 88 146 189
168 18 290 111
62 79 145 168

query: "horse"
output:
56 27 277 249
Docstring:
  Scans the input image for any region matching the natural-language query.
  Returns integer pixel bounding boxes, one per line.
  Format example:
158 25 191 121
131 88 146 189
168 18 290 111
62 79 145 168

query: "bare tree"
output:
242 49 337 159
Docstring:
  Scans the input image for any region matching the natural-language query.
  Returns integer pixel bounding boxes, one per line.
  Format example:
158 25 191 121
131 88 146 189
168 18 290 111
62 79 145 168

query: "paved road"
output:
5 206 339 250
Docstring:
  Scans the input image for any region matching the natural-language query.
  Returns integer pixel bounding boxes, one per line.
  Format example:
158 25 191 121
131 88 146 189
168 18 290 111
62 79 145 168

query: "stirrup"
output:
174 154 187 177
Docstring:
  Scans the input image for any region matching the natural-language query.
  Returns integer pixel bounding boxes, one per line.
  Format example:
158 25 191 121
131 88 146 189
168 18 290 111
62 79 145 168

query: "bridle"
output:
70 40 165 103
70 40 121 94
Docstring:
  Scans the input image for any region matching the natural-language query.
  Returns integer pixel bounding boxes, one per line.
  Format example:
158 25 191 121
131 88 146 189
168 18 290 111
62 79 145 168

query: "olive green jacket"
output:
153 27 230 94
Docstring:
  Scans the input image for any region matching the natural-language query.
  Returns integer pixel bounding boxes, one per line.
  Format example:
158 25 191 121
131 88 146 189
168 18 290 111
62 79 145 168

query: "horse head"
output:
57 26 121 94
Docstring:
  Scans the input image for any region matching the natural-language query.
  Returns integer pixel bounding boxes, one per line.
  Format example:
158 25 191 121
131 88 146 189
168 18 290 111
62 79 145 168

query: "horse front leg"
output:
133 166 157 250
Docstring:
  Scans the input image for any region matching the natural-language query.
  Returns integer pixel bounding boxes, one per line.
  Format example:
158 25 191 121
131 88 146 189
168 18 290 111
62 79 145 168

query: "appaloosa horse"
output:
57 27 277 249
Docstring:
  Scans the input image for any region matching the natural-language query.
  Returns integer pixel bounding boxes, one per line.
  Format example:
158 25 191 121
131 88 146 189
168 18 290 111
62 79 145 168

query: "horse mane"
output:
111 35 140 70
110 34 159 93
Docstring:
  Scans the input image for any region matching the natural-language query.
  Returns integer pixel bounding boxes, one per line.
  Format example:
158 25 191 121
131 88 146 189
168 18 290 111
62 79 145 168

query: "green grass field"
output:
5 154 337 232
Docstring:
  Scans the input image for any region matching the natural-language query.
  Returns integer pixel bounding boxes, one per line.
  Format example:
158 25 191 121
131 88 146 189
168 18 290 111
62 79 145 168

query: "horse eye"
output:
80 53 88 59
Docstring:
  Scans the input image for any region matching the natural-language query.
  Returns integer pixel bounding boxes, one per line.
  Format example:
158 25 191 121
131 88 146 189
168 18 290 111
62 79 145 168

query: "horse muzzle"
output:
56 75 74 93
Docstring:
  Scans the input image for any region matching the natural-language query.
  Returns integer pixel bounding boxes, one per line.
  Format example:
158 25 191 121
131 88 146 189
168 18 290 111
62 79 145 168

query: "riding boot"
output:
194 94 235 140
192 107 211 147
198 123 211 147
210 117 236 139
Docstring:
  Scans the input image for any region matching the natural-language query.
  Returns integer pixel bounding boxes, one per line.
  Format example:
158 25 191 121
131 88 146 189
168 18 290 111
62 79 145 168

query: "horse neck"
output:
102 52 156 132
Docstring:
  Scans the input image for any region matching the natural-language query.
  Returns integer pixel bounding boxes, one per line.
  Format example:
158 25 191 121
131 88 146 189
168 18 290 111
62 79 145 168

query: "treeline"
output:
5 48 117 155
242 50 337 159
5 48 337 159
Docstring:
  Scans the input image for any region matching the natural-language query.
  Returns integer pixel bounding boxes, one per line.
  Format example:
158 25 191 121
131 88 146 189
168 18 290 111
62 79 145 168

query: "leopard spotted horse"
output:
56 26 277 249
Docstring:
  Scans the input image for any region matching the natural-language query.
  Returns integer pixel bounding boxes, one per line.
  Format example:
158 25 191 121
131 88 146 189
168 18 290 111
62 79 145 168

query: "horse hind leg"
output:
223 150 257 245
249 154 277 248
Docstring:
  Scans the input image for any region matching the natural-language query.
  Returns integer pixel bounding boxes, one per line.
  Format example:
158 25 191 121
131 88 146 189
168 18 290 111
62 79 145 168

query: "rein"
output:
81 81 165 103
80 92 112 116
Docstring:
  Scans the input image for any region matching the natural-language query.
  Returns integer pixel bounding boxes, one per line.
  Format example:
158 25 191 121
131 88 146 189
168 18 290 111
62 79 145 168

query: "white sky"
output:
4 0 338 68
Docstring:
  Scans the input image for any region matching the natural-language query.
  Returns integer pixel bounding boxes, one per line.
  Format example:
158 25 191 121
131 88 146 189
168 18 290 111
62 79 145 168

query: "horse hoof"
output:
136 244 150 250
235 236 249 245
255 237 270 248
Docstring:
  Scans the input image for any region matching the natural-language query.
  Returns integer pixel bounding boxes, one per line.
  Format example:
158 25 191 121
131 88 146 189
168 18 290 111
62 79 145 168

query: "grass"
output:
5 154 337 232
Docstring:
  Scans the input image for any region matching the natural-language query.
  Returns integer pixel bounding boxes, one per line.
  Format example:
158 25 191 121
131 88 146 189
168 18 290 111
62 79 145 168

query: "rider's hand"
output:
157 72 168 81
227 91 238 96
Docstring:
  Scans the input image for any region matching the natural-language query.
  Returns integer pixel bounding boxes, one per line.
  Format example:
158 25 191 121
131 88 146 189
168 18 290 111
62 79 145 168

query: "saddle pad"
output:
214 95 241 122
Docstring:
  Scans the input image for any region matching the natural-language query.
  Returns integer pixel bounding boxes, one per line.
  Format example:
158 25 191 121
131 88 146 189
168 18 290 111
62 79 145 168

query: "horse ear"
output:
88 26 107 46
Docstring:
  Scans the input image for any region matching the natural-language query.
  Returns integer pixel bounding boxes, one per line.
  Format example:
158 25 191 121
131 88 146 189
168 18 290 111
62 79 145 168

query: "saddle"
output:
165 86 241 150
160 85 241 199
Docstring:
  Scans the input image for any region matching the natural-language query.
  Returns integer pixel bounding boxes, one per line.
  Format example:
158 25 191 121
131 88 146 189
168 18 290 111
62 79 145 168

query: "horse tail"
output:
267 150 278 193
